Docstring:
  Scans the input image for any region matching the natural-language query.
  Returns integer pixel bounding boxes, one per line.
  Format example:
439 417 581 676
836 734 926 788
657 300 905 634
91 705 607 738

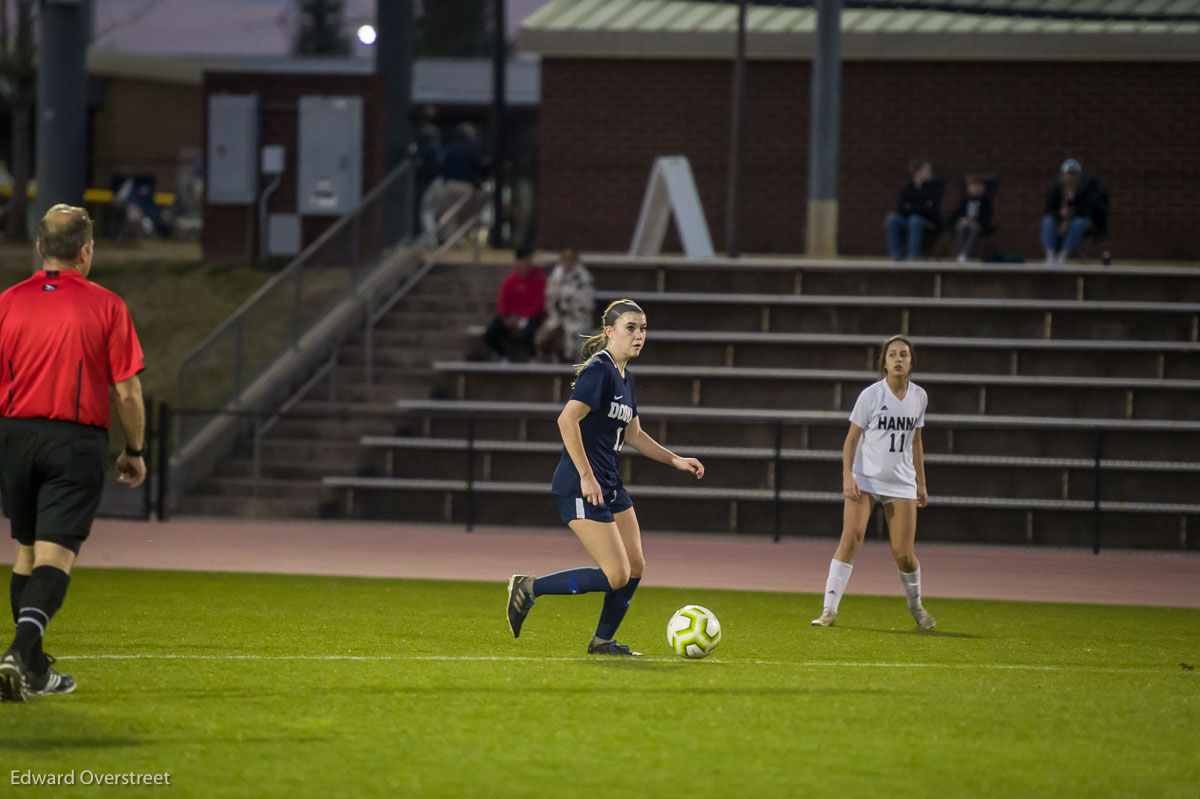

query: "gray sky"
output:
92 0 551 56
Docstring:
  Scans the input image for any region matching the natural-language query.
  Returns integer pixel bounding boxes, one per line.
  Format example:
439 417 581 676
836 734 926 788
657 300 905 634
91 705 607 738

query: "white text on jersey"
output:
877 416 918 431
608 402 633 423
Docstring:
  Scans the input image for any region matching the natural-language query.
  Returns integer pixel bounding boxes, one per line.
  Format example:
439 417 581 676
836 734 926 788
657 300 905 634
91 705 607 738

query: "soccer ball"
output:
667 605 721 659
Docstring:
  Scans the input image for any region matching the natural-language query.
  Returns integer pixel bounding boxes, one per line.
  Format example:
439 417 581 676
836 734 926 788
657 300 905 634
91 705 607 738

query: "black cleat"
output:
587 638 643 656
506 575 536 638
0 652 29 703
28 655 75 696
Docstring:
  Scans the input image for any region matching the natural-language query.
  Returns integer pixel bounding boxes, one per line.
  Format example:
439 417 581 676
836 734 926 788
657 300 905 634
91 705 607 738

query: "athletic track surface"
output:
3 518 1196 609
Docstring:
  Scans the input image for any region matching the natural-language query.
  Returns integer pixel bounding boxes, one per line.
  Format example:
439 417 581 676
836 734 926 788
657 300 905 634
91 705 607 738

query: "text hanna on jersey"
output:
876 416 918 432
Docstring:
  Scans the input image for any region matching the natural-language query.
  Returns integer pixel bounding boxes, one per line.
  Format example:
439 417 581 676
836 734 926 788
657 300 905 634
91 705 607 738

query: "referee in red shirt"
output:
0 204 146 702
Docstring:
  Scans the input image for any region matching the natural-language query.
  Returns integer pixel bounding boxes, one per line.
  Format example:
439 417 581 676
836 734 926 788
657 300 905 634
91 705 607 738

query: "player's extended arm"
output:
625 417 704 479
111 375 147 488
843 424 864 500
913 428 928 508
557 399 602 505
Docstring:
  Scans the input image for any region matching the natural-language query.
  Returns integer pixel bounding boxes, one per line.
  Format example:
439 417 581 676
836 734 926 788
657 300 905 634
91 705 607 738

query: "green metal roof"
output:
518 0 1200 59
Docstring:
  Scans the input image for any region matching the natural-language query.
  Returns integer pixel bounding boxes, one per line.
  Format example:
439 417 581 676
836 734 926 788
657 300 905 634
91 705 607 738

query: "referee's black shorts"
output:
0 418 108 554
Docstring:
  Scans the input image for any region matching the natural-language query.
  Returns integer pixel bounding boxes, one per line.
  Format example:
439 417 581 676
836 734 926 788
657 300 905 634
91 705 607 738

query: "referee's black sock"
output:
10 571 47 674
6 566 69 669
9 572 29 625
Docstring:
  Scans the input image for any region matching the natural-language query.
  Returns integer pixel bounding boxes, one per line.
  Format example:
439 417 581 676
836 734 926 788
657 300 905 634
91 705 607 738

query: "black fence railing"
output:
436 413 1120 548
161 402 1200 553
322 402 1200 553
96 397 169 522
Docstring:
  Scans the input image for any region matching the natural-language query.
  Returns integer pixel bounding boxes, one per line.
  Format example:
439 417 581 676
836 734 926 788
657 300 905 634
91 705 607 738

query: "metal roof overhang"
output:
518 0 1200 60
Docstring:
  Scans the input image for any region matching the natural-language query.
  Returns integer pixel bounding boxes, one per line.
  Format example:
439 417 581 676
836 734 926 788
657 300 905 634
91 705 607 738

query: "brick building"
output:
201 70 387 259
519 0 1200 260
88 51 204 198
200 58 540 259
84 51 540 256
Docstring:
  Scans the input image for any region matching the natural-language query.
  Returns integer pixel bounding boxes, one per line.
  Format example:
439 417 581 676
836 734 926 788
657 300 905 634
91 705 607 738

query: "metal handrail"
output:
175 159 415 401
209 186 489 483
318 414 1194 551
236 188 489 478
361 186 489 386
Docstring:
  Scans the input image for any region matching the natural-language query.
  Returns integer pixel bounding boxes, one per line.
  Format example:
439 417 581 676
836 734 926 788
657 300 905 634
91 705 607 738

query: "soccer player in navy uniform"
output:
0 205 146 702
811 334 935 630
506 299 705 655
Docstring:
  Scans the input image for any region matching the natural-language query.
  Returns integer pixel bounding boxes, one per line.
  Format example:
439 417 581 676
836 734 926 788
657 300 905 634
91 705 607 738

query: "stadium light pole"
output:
805 0 842 258
488 0 507 248
376 0 414 244
724 0 748 259
34 0 90 222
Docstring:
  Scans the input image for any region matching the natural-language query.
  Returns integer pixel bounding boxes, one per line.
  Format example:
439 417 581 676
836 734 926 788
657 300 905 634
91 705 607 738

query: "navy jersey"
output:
551 350 637 495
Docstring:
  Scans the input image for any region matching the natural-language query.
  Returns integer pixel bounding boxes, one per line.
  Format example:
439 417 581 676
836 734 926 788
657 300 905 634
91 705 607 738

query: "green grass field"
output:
2 569 1197 798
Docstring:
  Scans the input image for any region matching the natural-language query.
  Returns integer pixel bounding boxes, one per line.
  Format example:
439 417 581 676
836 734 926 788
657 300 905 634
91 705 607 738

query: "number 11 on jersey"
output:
614 428 625 452
889 432 906 452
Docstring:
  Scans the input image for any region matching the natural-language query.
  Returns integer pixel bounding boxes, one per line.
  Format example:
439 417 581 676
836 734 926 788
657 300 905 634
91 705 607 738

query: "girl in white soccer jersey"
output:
505 299 706 655
812 334 936 629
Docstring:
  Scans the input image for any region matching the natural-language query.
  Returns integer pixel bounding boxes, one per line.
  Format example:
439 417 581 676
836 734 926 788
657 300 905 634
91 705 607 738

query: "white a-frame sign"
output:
629 156 716 260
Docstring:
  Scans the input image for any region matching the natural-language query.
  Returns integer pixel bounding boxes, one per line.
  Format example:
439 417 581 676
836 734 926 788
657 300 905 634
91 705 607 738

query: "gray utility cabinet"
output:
207 94 259 204
297 96 364 216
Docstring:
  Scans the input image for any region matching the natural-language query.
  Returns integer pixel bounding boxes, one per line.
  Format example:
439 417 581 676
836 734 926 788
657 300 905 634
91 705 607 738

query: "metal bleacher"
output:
430 361 1200 420
312 256 1200 551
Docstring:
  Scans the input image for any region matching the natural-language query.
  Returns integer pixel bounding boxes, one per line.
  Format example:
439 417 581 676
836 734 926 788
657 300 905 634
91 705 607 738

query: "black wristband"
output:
124 445 145 458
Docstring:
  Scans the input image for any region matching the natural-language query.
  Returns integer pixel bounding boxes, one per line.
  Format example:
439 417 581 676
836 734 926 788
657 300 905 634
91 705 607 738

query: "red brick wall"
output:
537 58 1200 260
202 72 386 259
90 78 202 193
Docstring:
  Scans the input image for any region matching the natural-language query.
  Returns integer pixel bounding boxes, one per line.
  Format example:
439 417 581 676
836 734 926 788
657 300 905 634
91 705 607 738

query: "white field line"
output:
52 653 1184 675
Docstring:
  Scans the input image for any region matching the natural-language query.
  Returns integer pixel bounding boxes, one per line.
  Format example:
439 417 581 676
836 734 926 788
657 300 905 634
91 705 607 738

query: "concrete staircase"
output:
173 259 510 518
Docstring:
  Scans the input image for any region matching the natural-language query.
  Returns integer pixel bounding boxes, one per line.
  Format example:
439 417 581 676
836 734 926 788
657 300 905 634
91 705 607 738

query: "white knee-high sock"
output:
899 567 922 609
823 559 853 612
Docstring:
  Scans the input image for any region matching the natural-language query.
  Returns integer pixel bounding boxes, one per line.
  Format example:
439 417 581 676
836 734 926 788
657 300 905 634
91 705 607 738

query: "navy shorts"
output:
554 486 633 524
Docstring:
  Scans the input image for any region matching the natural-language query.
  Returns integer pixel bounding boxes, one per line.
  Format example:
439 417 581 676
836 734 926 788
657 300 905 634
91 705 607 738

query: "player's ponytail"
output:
572 299 644 386
877 333 915 376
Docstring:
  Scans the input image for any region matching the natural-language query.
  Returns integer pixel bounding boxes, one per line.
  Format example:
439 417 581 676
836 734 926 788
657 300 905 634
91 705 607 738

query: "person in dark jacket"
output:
441 122 484 189
950 175 995 264
885 158 942 260
1041 159 1105 265
416 122 445 245
436 123 485 240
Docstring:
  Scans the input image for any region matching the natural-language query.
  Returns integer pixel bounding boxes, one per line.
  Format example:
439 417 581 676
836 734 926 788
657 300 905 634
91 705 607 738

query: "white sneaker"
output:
911 606 936 629
1054 252 1066 265
811 609 837 627
956 253 968 264
0 652 28 702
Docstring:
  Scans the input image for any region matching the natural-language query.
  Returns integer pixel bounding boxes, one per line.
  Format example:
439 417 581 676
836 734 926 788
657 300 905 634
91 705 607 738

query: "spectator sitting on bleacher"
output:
1041 159 1103 265
885 158 941 261
535 248 595 363
484 247 546 362
950 175 994 264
